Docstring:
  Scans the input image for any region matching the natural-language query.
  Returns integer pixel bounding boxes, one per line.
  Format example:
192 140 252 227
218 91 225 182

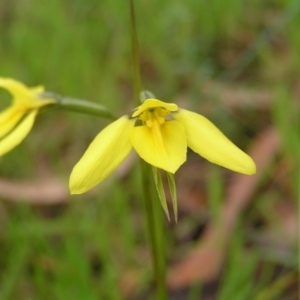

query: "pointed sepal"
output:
152 167 170 221
167 172 178 223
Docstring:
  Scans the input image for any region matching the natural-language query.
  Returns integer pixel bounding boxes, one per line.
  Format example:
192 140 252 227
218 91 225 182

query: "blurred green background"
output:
0 0 299 299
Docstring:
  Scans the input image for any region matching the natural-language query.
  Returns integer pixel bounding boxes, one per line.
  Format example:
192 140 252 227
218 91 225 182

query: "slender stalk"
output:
56 97 116 119
40 93 116 120
152 177 167 299
129 0 142 106
129 1 167 298
141 163 167 300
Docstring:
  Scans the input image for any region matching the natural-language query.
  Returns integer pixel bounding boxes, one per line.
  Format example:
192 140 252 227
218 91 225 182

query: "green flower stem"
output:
41 93 116 120
129 0 167 298
141 163 167 300
129 0 142 106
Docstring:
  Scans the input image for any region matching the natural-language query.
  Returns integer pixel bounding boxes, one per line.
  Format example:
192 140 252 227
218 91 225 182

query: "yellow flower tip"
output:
29 85 45 94
69 188 86 195
69 165 95 195
69 178 86 195
241 156 257 175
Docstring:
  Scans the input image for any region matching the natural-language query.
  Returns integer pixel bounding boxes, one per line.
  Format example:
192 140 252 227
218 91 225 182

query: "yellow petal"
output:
0 77 54 108
174 109 256 175
130 120 186 173
0 106 24 139
0 110 37 157
0 77 37 104
132 99 178 118
69 116 135 194
29 85 44 94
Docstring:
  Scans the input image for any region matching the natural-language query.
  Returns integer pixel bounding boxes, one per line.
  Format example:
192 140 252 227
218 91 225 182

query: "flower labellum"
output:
70 99 256 194
0 78 55 156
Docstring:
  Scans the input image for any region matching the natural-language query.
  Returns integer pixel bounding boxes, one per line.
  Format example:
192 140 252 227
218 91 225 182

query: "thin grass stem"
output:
129 1 167 298
141 163 167 300
129 0 142 106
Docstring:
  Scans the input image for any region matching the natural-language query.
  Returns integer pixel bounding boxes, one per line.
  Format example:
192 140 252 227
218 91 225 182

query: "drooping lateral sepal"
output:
166 172 178 223
152 167 170 221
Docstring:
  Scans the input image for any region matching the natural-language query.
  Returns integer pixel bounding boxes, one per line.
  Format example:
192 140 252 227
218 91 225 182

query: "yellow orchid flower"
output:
0 78 55 156
70 99 256 194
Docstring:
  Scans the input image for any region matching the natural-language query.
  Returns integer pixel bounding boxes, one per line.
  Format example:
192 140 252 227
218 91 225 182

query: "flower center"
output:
139 107 169 128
